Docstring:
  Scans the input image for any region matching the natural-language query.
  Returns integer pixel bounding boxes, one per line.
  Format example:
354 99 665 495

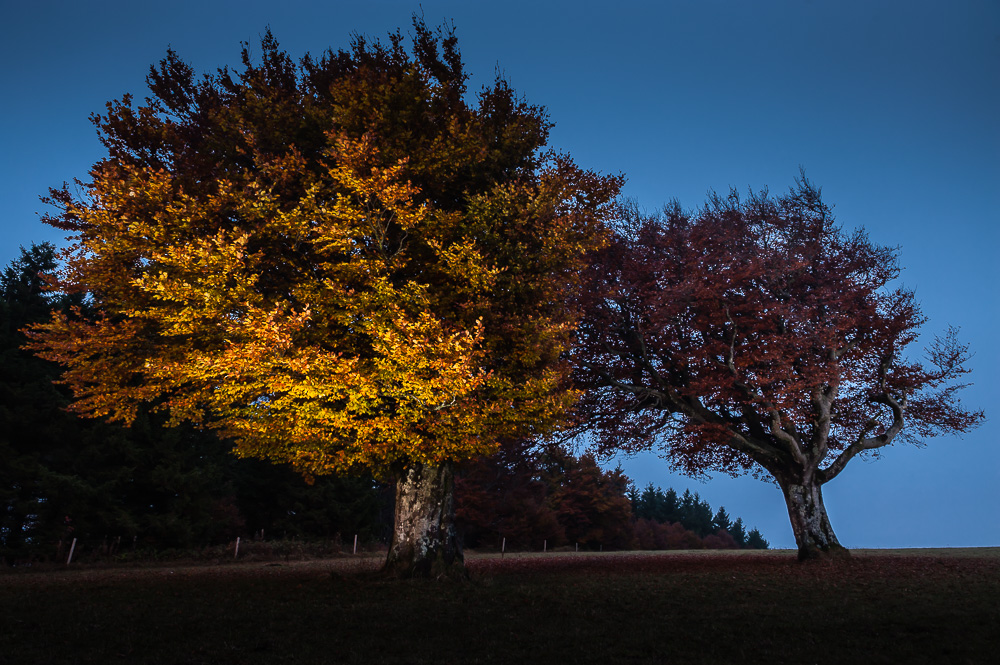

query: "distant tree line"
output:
2 244 768 564
630 484 768 550
454 440 634 551
454 439 768 552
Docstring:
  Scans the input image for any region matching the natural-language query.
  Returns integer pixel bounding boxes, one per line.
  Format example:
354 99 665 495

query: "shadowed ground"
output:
2 548 997 664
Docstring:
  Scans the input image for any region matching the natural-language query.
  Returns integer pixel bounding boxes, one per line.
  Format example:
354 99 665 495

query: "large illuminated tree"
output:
572 178 983 559
27 20 621 577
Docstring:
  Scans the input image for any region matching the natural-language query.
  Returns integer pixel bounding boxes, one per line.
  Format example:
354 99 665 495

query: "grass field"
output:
2 548 998 664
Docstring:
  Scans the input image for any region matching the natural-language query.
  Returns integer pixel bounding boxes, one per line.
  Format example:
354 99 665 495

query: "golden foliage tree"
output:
27 20 621 577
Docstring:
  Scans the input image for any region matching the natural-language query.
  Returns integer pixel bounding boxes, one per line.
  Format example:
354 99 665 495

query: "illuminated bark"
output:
384 462 465 579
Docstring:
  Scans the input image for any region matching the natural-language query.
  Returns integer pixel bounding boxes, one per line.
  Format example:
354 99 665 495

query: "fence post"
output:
234 537 241 559
502 537 506 558
353 534 358 555
66 538 77 565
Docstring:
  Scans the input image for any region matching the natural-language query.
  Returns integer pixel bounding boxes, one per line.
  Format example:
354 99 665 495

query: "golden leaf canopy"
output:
28 23 622 478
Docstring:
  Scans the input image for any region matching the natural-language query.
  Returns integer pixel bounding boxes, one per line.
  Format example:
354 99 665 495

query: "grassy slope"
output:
1 549 998 664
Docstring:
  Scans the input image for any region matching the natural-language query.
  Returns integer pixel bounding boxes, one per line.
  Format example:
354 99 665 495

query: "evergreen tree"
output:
730 517 748 548
625 481 767 550
626 484 640 516
690 494 715 537
231 457 383 543
712 506 732 534
662 488 680 524
636 483 660 521
679 489 695 529
746 527 770 550
0 243 101 559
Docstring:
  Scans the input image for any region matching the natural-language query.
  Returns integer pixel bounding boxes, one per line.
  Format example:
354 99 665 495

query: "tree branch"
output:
819 391 906 484
589 367 778 463
767 409 808 468
808 382 837 465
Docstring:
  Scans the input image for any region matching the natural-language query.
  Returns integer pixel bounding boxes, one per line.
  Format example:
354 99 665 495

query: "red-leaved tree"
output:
454 439 565 550
454 441 634 551
572 176 983 559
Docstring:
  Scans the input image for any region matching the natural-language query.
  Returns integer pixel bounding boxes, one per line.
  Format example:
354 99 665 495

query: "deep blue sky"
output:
2 0 997 549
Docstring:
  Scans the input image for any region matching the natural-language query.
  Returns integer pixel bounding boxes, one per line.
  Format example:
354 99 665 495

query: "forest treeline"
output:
1 244 767 563
455 440 768 552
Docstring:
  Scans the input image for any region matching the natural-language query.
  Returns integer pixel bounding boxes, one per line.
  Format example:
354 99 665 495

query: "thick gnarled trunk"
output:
779 478 849 561
383 461 466 579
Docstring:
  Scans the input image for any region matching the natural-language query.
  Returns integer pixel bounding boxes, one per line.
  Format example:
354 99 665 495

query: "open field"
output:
2 548 998 664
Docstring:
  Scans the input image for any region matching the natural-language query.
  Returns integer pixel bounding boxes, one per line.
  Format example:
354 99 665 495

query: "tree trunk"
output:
779 478 849 561
383 461 466 579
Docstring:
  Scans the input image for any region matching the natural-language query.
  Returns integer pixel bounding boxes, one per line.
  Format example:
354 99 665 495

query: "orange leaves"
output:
24 309 163 424
27 28 622 481
425 233 499 296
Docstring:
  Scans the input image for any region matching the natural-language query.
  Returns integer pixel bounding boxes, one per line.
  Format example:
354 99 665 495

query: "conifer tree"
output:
712 506 732 534
662 487 680 524
746 527 769 550
730 517 747 548
691 494 715 537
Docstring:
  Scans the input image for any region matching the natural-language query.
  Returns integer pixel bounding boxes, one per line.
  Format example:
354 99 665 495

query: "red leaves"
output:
455 441 634 550
573 176 983 484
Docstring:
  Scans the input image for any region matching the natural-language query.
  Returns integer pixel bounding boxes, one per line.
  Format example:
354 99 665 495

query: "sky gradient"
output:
2 0 997 549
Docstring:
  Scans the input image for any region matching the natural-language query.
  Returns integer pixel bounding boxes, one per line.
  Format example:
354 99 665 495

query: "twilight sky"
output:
2 0 997 549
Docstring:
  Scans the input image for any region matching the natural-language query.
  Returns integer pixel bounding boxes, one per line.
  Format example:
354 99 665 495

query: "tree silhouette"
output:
712 506 732 534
